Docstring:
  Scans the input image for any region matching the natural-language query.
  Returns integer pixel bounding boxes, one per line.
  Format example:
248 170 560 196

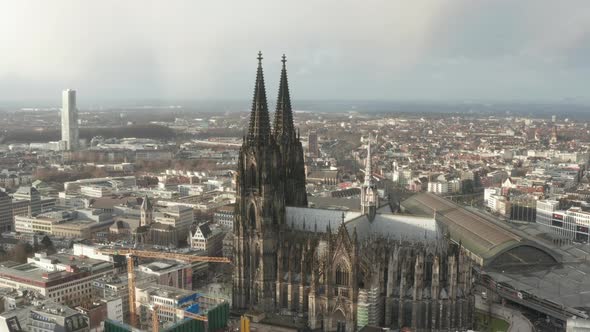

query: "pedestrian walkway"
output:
476 295 535 332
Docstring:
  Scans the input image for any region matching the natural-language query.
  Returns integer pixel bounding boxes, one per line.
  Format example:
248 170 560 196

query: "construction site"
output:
104 299 230 332
97 248 232 332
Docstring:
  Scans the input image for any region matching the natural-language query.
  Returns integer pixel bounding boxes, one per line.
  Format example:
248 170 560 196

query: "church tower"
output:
273 55 308 207
140 195 153 226
361 135 377 221
233 52 285 311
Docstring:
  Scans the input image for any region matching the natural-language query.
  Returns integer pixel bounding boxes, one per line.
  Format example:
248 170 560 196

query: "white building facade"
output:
537 199 590 243
61 89 79 151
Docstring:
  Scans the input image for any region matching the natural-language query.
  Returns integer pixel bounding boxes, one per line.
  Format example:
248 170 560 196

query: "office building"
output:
0 300 89 332
154 205 193 235
14 210 113 239
537 199 590 243
0 191 13 233
135 284 202 327
61 89 79 151
0 252 115 307
138 260 193 290
213 204 234 229
308 130 319 157
92 274 157 324
12 186 42 217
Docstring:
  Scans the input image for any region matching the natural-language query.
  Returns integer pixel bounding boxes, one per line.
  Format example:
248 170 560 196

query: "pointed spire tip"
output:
257 51 263 64
274 52 294 140
247 50 270 144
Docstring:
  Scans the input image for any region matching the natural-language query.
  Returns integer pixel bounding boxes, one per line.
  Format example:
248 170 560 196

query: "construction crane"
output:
240 315 250 332
98 248 232 264
97 248 231 328
152 304 208 332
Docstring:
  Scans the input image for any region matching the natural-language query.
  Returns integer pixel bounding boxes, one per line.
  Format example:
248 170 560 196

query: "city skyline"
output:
2 2 590 331
0 53 589 331
1 1 590 103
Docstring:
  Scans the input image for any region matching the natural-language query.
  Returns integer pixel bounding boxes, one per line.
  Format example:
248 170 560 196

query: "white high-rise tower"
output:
61 89 79 151
361 134 378 221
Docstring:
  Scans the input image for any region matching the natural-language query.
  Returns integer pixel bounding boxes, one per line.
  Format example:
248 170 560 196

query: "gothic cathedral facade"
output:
233 52 308 311
233 53 474 332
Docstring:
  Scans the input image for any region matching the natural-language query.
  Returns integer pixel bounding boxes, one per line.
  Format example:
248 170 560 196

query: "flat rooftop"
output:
0 254 114 287
140 260 191 274
137 283 196 300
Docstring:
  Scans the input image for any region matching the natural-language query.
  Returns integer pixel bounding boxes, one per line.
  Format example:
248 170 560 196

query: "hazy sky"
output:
1 1 590 103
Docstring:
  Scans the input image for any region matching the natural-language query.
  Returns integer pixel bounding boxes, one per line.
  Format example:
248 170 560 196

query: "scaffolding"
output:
357 287 383 329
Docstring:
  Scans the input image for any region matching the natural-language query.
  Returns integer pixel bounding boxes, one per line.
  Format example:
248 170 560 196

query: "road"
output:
476 295 535 332
191 139 241 147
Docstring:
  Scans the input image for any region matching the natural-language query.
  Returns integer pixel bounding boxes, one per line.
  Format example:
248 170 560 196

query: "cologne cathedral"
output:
233 52 475 331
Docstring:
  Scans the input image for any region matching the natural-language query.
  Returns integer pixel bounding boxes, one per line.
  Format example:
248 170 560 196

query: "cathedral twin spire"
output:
247 51 296 144
234 52 306 310
274 55 295 142
243 51 307 208
247 52 272 144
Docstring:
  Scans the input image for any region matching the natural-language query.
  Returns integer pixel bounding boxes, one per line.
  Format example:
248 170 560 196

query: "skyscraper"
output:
61 89 79 151
308 130 319 158
0 191 14 232
360 136 377 220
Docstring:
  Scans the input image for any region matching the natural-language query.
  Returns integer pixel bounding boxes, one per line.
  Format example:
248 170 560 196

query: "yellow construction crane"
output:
98 248 232 264
97 248 231 328
153 305 160 332
240 315 250 332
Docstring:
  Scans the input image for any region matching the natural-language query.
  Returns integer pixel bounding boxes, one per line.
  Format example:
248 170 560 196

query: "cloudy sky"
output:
1 1 589 103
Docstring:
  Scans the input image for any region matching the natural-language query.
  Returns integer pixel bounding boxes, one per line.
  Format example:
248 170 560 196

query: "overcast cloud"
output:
1 1 589 103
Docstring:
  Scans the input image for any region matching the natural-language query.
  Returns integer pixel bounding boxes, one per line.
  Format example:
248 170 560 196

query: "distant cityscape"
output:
8 0 590 330
1 53 590 332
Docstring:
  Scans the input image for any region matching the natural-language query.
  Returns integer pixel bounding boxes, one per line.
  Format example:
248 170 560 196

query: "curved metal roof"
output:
401 192 559 266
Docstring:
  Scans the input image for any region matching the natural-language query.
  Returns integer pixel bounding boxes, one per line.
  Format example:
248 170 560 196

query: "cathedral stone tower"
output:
233 52 285 311
361 136 377 221
273 55 308 207
232 54 474 331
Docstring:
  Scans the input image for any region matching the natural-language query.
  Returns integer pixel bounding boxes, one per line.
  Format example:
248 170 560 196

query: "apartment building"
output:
190 223 224 257
213 204 235 229
0 300 89 332
154 205 193 234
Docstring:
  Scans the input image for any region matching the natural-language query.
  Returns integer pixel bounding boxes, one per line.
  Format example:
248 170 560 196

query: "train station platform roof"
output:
401 192 559 267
